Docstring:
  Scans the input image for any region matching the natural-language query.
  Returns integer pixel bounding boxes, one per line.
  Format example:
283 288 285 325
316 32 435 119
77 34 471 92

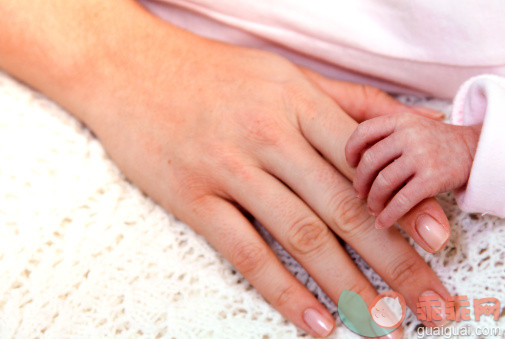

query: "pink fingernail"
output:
414 107 445 119
374 219 384 229
303 308 333 337
379 327 404 339
368 208 376 217
415 215 449 252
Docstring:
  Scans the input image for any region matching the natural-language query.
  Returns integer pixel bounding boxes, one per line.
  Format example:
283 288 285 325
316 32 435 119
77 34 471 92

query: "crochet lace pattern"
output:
1 72 503 338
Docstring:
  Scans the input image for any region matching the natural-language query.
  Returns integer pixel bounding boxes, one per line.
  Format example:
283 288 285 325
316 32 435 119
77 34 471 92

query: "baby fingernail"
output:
374 219 384 229
414 107 444 119
415 215 449 252
303 308 333 337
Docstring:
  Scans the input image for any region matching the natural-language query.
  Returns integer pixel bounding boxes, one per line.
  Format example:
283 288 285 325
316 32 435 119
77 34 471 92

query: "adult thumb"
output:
300 67 444 122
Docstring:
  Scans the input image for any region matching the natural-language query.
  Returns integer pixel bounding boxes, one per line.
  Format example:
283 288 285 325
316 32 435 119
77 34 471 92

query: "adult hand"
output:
88 41 451 336
0 0 451 336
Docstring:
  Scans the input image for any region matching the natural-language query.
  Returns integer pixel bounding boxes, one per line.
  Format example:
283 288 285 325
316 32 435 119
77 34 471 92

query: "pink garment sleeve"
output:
451 75 505 217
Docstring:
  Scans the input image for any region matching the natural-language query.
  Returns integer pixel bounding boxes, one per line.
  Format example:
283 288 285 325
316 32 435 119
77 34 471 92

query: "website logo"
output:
338 290 501 337
337 290 406 337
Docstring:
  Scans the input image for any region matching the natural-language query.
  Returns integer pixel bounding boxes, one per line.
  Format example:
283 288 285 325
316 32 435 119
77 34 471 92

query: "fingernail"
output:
368 208 376 217
415 214 449 252
374 219 385 229
414 107 445 119
379 327 404 339
419 291 447 326
303 308 333 337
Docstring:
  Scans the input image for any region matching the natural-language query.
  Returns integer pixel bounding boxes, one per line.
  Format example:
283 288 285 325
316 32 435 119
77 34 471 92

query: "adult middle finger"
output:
222 164 379 305
296 90 451 253
259 130 449 326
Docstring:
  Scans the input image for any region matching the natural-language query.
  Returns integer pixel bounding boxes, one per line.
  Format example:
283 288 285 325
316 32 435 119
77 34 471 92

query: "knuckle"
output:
414 142 429 154
354 121 371 140
354 168 371 195
392 191 411 211
387 255 424 286
361 149 376 167
398 111 411 119
207 143 256 183
359 84 384 101
281 81 306 102
185 192 213 212
272 284 299 309
281 82 321 121
238 112 284 147
344 139 356 162
248 118 282 146
395 112 415 128
207 142 239 167
420 168 433 181
174 171 200 193
366 192 381 212
414 176 436 199
405 129 420 145
231 242 268 277
352 174 365 193
261 52 299 76
172 170 210 204
227 162 256 185
331 192 372 237
375 170 393 190
344 281 371 300
397 111 413 122
286 216 330 255
421 161 438 181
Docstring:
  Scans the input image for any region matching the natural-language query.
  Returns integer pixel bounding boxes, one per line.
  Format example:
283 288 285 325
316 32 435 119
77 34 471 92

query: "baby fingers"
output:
345 114 397 167
354 134 402 198
367 156 415 217
375 177 431 230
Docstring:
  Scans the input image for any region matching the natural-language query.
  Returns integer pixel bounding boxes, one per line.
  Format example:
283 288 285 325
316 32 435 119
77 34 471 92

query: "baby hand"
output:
345 112 481 229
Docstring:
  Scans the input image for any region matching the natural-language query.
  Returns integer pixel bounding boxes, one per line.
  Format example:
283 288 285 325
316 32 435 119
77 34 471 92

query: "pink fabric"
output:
140 0 505 98
452 76 505 217
139 0 505 216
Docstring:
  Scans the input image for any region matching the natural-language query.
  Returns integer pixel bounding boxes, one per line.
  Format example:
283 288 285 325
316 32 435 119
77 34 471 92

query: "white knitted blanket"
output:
1 71 504 338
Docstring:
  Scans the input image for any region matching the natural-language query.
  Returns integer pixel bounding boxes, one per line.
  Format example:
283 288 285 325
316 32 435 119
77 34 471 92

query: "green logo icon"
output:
338 290 406 337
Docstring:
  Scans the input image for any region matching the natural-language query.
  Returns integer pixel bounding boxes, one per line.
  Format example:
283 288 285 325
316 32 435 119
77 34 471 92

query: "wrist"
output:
60 3 205 132
455 123 482 189
0 0 204 134
464 124 482 161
